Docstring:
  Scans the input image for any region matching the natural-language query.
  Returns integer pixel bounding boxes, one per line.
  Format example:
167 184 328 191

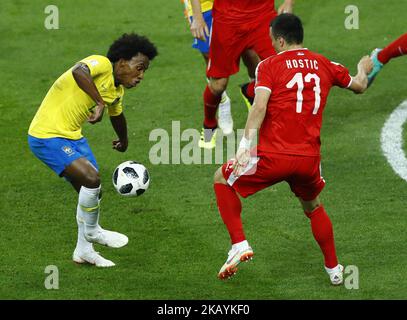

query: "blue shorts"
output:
190 10 212 54
28 135 99 176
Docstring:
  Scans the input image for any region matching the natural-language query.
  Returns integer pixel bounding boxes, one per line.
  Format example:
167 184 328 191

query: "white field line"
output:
381 100 407 182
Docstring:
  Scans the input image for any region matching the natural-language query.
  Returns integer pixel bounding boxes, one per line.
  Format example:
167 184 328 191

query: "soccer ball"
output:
112 161 150 197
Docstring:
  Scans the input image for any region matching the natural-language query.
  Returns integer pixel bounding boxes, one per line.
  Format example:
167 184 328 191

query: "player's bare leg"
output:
214 167 253 280
300 197 343 285
242 49 260 80
63 157 128 267
201 52 209 65
200 78 229 149
240 50 261 110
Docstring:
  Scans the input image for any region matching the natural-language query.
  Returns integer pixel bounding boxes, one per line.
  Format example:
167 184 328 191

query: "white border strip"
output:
381 99 407 182
227 157 259 186
255 86 272 93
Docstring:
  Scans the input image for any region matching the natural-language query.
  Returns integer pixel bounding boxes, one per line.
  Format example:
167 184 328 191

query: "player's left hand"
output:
278 0 294 14
112 139 128 152
232 148 251 176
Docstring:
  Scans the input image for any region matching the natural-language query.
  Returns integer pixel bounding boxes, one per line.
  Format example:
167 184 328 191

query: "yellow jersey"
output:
183 0 213 17
28 55 124 140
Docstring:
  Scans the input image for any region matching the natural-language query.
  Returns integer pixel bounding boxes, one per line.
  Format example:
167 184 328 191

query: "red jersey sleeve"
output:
329 61 352 88
255 59 273 93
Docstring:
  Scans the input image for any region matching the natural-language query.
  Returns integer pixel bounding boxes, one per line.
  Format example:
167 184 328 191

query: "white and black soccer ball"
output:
112 161 150 197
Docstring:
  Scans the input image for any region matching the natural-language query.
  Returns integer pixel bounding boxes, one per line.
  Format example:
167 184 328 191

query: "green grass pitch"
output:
0 0 406 299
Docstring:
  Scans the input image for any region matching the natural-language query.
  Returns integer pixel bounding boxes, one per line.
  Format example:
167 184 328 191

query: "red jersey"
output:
255 48 352 157
213 0 277 26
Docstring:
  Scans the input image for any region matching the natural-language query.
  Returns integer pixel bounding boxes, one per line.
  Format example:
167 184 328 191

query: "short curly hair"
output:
107 33 158 62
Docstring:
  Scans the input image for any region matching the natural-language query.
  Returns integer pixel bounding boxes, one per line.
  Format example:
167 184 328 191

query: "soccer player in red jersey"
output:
239 0 295 109
213 14 373 284
184 0 262 135
199 0 294 149
368 33 407 86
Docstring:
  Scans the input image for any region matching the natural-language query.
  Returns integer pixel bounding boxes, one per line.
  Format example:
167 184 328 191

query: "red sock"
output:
214 183 245 244
245 81 255 99
305 205 338 268
378 33 407 64
203 85 221 128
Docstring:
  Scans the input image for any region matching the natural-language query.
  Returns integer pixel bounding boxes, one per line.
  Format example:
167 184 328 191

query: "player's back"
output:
255 48 352 157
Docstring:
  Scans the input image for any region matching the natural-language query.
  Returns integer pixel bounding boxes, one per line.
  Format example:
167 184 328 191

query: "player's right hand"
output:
232 148 251 177
358 55 374 75
278 0 294 14
88 102 106 124
190 16 209 41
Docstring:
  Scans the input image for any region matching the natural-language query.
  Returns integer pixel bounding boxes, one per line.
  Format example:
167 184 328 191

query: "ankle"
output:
84 224 99 237
325 264 341 273
232 240 249 251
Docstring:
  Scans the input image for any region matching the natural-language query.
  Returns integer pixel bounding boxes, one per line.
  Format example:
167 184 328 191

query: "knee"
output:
83 172 101 189
214 167 227 184
300 197 321 213
209 78 228 95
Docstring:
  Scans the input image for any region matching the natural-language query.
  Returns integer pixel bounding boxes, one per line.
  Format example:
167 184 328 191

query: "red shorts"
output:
222 153 325 201
207 18 276 78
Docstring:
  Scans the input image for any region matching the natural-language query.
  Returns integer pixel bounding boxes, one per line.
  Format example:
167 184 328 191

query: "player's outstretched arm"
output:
233 89 271 176
110 113 128 152
72 63 106 123
348 56 373 94
190 0 209 41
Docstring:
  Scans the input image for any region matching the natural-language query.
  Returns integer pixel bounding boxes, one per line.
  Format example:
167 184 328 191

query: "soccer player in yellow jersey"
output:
28 33 157 267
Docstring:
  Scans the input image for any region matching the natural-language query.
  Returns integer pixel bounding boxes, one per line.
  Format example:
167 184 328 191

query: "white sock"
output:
325 264 342 274
97 197 102 229
220 91 230 104
75 215 93 252
77 185 101 238
232 240 249 251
